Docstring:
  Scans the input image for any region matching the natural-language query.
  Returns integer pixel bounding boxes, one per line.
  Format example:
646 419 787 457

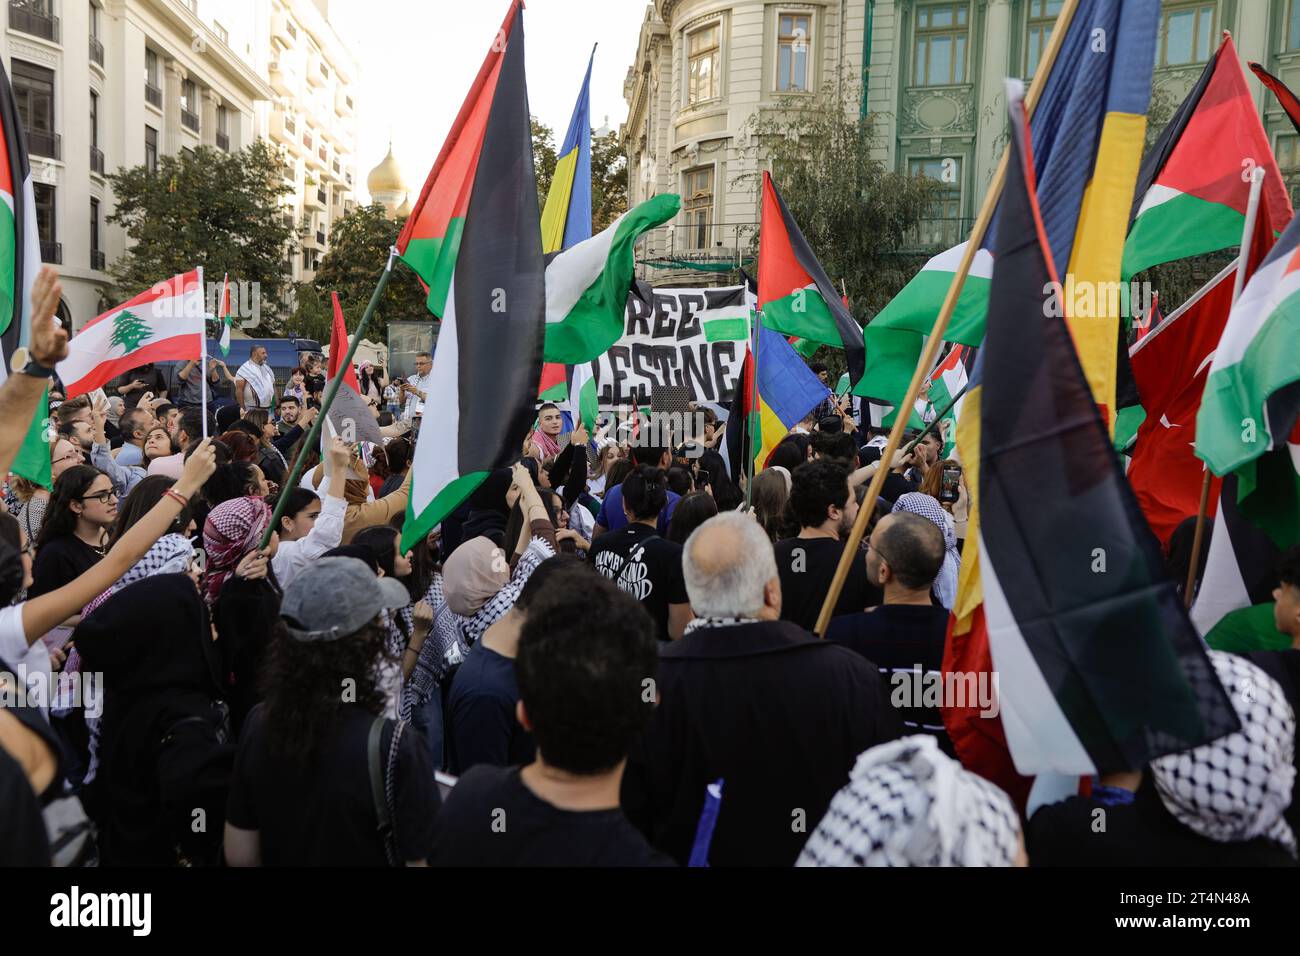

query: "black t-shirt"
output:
0 700 61 866
226 703 439 865
445 643 534 775
589 524 687 641
29 535 102 599
110 366 168 409
827 603 953 752
431 764 674 866
773 536 881 632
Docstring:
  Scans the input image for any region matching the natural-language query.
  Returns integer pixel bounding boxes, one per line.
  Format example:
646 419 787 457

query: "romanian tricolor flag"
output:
540 47 595 255
757 171 865 386
396 0 521 319
942 84 1237 807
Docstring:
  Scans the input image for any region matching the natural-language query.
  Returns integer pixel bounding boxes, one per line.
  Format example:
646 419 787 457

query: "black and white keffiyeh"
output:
797 735 1022 867
682 615 757 637
1151 651 1296 856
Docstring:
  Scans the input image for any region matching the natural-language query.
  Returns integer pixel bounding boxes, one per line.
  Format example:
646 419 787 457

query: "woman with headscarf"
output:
73 574 234 865
1027 651 1297 866
305 448 411 544
204 496 280 734
798 735 1025 867
891 492 960 609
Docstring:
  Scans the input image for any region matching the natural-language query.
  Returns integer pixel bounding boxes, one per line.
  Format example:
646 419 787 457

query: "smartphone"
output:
940 464 962 504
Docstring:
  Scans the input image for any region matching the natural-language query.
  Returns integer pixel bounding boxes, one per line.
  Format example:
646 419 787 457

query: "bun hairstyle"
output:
622 465 667 522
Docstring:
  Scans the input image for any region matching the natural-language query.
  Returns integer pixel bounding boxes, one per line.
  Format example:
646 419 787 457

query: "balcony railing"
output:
90 145 104 174
316 230 326 246
27 129 59 159
89 35 104 67
40 240 61 264
9 2 60 42
902 217 977 252
216 131 229 151
145 83 163 109
91 249 105 271
181 109 200 133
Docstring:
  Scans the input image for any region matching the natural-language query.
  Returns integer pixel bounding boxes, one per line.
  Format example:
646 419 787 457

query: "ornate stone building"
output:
624 0 1300 277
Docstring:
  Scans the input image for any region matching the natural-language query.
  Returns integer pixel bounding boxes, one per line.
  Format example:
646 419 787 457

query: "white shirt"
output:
0 603 51 719
236 360 276 408
271 494 346 589
404 370 433 420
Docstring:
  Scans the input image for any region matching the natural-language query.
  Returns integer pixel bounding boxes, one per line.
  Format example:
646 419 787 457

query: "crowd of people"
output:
1 265 1298 868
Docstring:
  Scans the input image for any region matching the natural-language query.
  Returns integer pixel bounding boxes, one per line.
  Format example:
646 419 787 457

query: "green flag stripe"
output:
400 216 466 318
703 317 750 342
761 286 841 344
1122 192 1245 281
11 387 51 488
400 469 489 553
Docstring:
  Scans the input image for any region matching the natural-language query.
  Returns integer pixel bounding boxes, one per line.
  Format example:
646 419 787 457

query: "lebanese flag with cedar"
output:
57 271 204 398
396 0 519 319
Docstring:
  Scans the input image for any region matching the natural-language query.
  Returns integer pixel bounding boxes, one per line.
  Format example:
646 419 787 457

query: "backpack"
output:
366 715 407 867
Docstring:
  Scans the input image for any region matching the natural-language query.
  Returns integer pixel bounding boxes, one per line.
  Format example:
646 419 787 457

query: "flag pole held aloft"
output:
259 247 398 550
812 0 1083 638
1184 166 1266 607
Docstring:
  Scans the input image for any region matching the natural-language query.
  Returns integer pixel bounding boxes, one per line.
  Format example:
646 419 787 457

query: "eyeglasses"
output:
78 489 118 504
52 451 85 467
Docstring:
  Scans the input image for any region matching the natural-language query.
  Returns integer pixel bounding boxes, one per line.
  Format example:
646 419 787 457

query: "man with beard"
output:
773 459 880 632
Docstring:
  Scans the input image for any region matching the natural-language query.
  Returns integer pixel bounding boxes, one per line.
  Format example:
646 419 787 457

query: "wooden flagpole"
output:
1184 165 1265 607
258 247 399 550
812 0 1083 637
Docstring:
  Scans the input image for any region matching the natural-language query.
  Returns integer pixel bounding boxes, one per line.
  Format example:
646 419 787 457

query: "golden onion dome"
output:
366 144 405 197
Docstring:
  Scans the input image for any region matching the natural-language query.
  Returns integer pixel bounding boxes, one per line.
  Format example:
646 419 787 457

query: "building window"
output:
89 91 98 149
1160 2 1214 67
89 2 99 39
34 182 55 242
9 0 59 42
777 13 811 92
687 23 721 105
683 166 714 248
145 125 158 173
145 49 162 107
181 79 199 133
12 61 58 159
909 156 964 247
913 3 969 86
1025 0 1063 76
217 105 229 150
90 197 105 270
1288 0 1300 52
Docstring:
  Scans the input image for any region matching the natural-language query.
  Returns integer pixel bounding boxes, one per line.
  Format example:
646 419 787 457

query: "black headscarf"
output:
73 574 232 865
457 467 513 550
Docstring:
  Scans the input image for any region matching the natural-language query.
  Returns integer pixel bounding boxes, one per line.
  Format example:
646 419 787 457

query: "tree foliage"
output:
738 76 940 379
287 203 430 344
106 141 297 326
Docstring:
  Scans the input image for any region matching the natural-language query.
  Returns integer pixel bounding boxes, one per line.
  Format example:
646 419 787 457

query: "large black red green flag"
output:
400 1 545 549
757 171 865 386
396 0 520 318
1 57 52 486
946 82 1237 781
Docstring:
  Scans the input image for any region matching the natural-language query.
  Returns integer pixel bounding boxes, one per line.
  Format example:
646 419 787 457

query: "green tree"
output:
288 202 429 344
738 76 940 380
532 118 558 213
107 140 297 330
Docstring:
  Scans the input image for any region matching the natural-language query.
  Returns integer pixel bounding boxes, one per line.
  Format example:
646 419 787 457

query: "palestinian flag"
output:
0 58 49 486
217 273 234 356
1249 62 1300 136
1191 472 1285 635
757 171 865 385
944 88 1237 785
926 345 973 460
56 271 204 398
543 193 679 363
400 3 544 551
537 362 567 402
328 291 360 392
396 0 521 318
563 360 598 433
1196 207 1300 552
1122 36 1293 281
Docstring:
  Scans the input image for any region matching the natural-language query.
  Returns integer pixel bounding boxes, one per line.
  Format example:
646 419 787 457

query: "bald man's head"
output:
682 512 780 620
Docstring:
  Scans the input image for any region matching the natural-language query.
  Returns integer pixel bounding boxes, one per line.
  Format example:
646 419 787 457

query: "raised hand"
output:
28 267 67 368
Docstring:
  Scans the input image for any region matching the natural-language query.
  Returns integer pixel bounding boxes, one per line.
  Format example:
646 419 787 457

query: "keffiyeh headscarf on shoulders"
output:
1151 651 1296 856
203 496 271 605
82 533 196 619
892 492 960 608
798 735 1022 867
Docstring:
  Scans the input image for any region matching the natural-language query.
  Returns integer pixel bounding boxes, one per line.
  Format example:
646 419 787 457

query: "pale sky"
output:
331 0 652 203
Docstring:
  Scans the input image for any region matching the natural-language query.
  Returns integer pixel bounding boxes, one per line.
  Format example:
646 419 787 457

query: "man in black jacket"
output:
622 511 902 866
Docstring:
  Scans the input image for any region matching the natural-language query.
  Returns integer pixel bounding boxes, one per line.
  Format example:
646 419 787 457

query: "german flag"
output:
942 83 1238 791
